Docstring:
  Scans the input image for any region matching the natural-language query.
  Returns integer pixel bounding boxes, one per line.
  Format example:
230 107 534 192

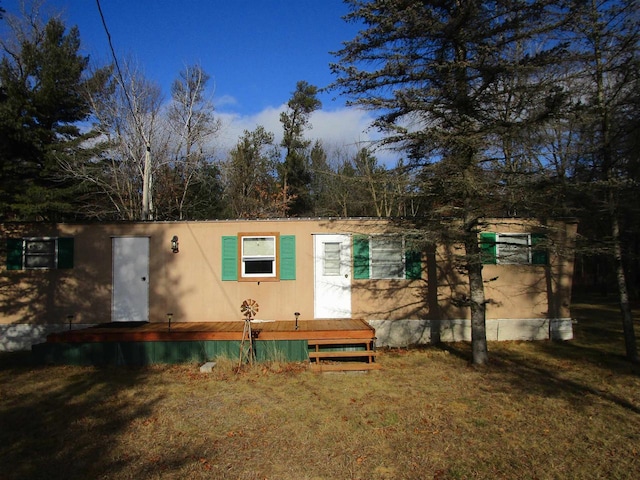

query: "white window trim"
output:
240 234 277 279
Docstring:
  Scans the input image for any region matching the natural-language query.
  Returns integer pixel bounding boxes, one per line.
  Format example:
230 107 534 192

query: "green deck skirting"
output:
32 340 309 366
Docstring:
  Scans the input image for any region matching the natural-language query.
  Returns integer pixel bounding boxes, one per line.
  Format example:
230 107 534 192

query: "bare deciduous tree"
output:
162 64 221 220
62 59 164 220
568 0 639 362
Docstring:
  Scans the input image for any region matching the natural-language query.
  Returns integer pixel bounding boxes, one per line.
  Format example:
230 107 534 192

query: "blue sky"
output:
67 0 359 114
3 0 389 160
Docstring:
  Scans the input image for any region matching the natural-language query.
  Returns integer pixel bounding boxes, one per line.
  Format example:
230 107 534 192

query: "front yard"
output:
1 296 638 479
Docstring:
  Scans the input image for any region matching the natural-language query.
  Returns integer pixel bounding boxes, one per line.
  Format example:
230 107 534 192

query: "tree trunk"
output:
610 196 639 363
464 224 489 365
141 144 152 220
590 0 638 363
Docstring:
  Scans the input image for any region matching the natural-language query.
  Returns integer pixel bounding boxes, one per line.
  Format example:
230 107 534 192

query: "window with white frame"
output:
222 233 295 282
498 234 530 264
481 232 547 265
353 234 422 280
241 235 276 277
370 236 404 279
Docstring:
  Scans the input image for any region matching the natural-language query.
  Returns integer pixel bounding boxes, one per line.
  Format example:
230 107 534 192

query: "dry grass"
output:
1 296 639 480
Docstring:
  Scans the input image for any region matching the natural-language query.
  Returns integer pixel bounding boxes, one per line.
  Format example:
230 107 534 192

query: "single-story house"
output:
1 217 577 353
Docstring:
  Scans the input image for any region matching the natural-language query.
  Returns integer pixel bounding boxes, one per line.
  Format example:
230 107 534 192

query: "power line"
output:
95 0 146 143
95 0 153 220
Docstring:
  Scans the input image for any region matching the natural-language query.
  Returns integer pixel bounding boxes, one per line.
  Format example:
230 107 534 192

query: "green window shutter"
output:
405 250 422 279
353 235 370 279
280 235 296 280
531 233 548 265
480 233 497 265
57 238 74 269
221 236 238 281
6 238 24 270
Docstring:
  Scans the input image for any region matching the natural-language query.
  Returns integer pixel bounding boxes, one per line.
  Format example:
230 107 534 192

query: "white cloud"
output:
310 108 400 166
309 108 375 149
213 105 284 154
213 105 400 166
214 94 238 109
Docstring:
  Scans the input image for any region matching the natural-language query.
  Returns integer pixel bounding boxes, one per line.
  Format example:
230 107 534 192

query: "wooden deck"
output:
39 319 380 371
46 318 376 343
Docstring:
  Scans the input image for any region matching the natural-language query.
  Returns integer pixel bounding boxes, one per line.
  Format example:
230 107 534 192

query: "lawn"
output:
1 296 639 480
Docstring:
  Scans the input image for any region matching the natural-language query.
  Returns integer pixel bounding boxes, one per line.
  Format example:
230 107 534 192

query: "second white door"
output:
313 234 351 318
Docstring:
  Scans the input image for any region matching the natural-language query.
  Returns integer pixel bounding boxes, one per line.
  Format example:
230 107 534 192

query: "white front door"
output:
112 237 149 322
314 234 351 318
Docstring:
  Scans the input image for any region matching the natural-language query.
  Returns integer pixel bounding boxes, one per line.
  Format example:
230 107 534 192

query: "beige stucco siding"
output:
434 219 577 321
352 279 429 320
483 219 576 320
162 221 314 322
1 218 577 350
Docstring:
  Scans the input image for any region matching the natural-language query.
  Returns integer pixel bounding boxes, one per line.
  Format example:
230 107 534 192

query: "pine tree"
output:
279 81 321 216
0 15 109 220
331 0 565 364
223 126 279 218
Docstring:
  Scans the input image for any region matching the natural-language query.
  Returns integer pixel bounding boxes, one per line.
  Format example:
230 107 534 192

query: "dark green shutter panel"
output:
405 250 422 279
57 238 74 269
353 235 370 279
480 233 497 265
6 238 23 270
221 236 238 281
280 235 296 280
531 233 548 265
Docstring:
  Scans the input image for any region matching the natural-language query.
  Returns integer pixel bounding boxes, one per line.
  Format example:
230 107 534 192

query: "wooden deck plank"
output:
46 319 376 344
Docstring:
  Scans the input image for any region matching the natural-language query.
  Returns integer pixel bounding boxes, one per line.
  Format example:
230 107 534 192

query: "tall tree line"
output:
0 5 409 222
0 4 423 223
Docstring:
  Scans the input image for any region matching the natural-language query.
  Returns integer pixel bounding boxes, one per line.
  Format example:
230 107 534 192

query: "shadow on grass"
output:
439 293 640 368
0 356 165 480
541 294 640 373
489 347 640 415
430 294 640 416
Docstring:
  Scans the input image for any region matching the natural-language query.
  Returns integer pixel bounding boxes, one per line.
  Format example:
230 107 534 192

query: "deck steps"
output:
309 362 381 373
307 338 379 372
